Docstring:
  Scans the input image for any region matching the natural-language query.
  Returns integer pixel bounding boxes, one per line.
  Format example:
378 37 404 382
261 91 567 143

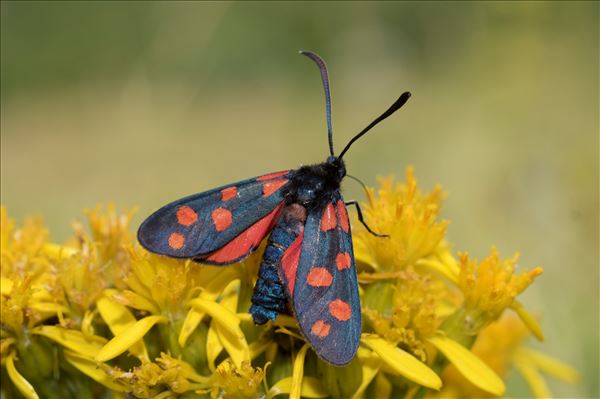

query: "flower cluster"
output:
1 168 578 398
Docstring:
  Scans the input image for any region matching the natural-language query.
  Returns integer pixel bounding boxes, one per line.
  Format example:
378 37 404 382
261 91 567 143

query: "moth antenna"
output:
338 91 411 160
300 50 335 157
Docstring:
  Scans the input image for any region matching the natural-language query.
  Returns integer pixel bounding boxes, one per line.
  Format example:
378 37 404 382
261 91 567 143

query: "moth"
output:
138 51 410 366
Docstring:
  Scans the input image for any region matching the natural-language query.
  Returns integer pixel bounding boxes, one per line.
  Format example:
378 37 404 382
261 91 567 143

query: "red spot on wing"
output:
221 186 237 201
320 203 337 231
168 233 185 249
307 267 333 287
336 252 352 270
281 232 304 296
262 179 289 197
329 299 351 321
211 208 233 232
176 206 198 226
204 204 284 263
336 200 350 233
311 320 331 338
256 171 288 181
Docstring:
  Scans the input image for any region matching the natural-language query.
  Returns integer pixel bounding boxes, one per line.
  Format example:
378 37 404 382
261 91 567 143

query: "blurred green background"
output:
1 1 597 397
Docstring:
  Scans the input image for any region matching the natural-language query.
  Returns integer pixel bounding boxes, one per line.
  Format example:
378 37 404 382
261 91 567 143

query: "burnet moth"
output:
138 51 411 366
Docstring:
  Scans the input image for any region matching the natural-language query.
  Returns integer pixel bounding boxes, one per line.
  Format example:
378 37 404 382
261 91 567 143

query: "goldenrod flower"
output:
353 168 447 272
456 248 544 333
109 353 208 398
363 268 444 362
0 168 579 398
434 316 579 399
211 359 265 399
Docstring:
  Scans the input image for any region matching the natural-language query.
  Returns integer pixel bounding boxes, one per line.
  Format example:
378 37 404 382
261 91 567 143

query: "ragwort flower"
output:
434 316 579 399
0 166 580 399
353 167 448 273
456 248 544 333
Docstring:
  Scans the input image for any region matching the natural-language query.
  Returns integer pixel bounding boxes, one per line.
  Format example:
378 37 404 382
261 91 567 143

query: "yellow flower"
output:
1 207 50 279
83 203 137 267
94 245 250 366
0 209 61 399
353 167 448 273
110 353 208 398
363 268 444 362
0 166 579 399
456 247 543 333
434 316 579 398
349 173 555 399
211 359 265 399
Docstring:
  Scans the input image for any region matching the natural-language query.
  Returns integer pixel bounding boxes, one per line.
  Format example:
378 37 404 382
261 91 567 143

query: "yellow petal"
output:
354 245 378 271
63 350 125 392
214 322 249 369
274 327 304 341
361 334 441 390
197 266 240 300
236 312 253 322
206 319 223 371
112 290 160 314
515 347 580 384
351 348 382 399
188 298 241 334
415 258 458 285
1 276 14 295
290 344 310 399
42 243 78 259
178 307 204 347
81 310 96 338
32 326 106 358
511 301 544 341
97 292 149 361
513 359 551 398
267 376 328 399
123 273 152 301
6 352 39 399
249 339 271 360
220 280 241 303
372 373 392 399
95 315 167 362
27 302 71 319
427 334 505 396
188 297 249 367
211 289 248 366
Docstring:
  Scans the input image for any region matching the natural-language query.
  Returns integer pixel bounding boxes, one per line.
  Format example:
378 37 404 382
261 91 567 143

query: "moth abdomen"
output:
250 204 307 324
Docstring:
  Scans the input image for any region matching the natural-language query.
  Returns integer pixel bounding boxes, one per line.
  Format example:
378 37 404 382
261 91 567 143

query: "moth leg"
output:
345 200 389 238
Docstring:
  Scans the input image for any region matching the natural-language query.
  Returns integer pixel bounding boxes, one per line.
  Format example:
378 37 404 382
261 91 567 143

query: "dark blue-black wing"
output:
282 192 361 366
138 171 291 264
